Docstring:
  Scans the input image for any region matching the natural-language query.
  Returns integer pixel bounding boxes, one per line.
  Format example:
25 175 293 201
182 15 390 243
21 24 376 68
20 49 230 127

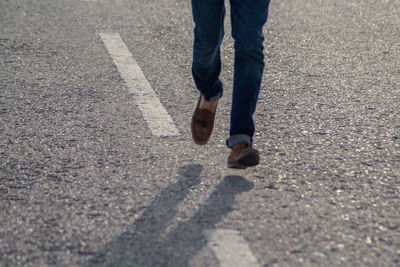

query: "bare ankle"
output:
200 97 218 111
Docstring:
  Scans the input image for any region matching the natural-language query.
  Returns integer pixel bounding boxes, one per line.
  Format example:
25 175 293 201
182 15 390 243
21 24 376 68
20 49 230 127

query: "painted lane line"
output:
100 33 180 137
203 229 261 267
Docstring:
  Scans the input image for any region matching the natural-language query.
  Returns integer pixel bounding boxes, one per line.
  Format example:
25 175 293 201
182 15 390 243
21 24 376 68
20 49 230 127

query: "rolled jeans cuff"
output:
201 81 223 101
226 134 252 148
205 90 223 101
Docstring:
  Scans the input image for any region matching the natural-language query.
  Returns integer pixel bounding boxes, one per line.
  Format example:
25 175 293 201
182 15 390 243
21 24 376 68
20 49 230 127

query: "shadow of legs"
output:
88 164 203 266
157 175 254 267
88 171 254 267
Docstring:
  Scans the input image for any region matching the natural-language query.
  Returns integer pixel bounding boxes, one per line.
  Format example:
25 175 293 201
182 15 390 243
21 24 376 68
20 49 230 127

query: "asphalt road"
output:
1 0 399 266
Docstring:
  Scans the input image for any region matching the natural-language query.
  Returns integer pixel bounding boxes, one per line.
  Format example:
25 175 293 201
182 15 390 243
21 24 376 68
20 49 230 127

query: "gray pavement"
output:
1 0 399 266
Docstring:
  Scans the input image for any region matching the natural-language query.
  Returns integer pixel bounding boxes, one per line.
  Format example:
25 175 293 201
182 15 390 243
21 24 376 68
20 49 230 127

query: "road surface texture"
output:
1 0 399 266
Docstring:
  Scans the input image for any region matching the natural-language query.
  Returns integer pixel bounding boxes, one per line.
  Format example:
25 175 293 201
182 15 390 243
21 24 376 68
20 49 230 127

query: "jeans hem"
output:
226 134 252 148
200 81 223 101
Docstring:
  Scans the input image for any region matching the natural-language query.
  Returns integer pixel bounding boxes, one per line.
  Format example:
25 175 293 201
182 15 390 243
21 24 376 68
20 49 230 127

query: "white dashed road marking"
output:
100 33 180 137
203 229 261 267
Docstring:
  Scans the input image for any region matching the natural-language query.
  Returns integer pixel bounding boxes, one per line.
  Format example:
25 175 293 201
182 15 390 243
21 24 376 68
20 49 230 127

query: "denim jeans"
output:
191 0 270 148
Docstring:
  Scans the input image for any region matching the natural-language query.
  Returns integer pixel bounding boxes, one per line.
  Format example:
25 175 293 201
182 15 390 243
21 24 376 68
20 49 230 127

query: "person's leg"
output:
227 0 270 148
226 0 270 168
191 0 226 145
191 0 225 101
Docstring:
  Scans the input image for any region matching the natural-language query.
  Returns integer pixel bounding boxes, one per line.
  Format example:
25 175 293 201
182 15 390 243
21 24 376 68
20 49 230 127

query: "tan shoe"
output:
191 95 218 145
227 142 260 169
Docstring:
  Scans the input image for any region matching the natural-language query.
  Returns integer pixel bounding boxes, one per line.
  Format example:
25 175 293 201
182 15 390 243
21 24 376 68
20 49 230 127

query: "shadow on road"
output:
87 164 253 267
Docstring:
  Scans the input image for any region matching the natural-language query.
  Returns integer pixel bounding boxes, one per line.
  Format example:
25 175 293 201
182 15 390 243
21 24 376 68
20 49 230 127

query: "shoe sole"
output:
227 151 260 169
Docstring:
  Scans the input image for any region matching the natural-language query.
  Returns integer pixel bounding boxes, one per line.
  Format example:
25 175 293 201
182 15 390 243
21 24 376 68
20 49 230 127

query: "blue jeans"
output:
191 0 270 148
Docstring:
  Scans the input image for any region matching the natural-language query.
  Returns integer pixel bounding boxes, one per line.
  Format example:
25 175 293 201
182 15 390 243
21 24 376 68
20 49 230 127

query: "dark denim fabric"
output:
191 0 270 147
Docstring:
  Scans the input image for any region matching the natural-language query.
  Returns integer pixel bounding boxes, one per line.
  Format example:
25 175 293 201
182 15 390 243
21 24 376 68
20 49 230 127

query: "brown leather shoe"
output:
191 95 218 145
227 142 260 169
